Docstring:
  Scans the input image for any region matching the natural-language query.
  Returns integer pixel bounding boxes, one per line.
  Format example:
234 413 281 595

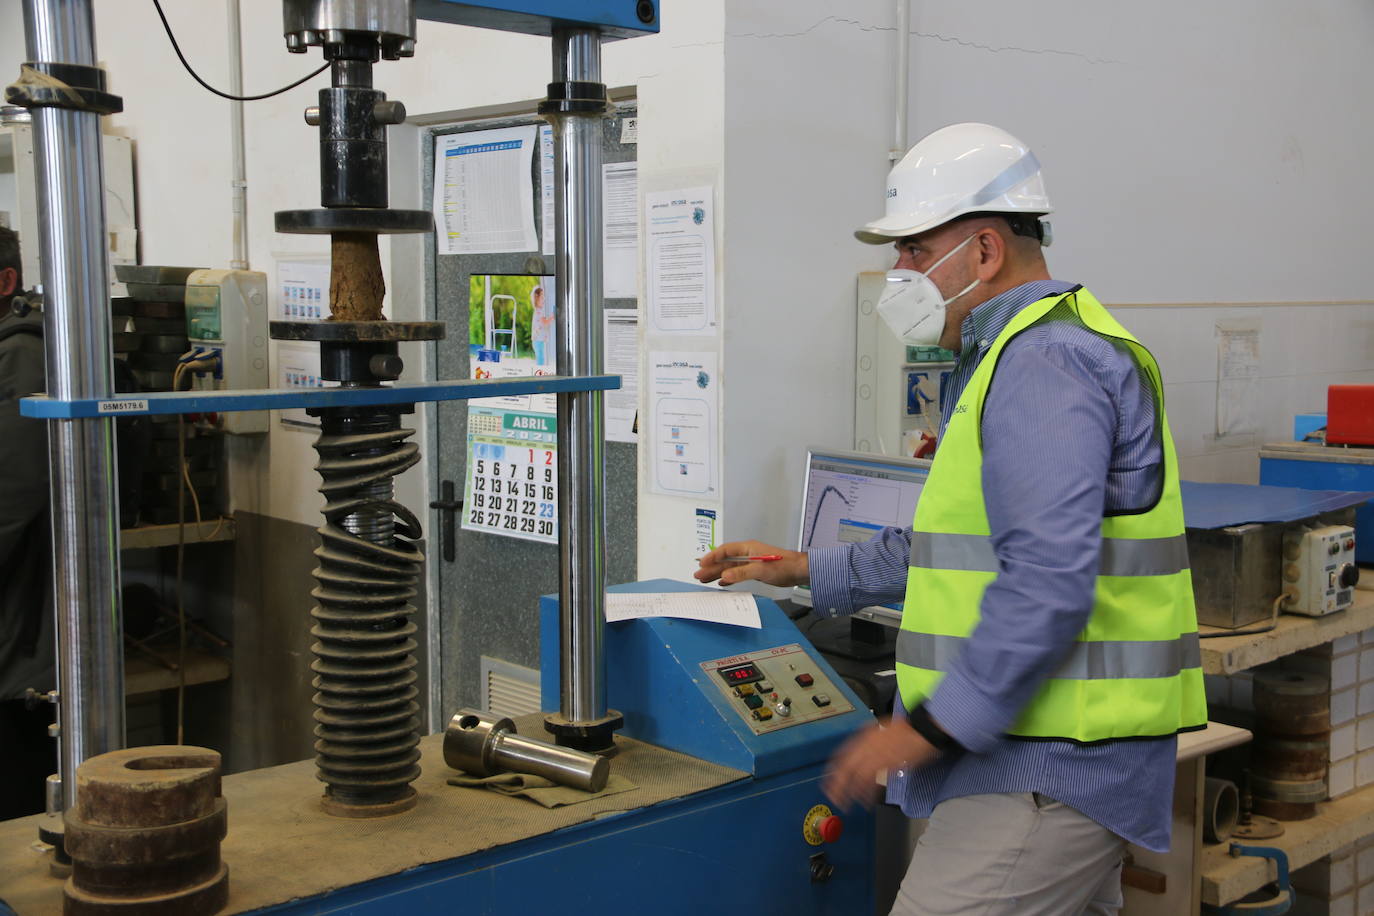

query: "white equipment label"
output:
97 399 148 414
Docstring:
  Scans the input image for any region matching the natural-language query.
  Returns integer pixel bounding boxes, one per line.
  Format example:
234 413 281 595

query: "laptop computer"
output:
792 447 932 626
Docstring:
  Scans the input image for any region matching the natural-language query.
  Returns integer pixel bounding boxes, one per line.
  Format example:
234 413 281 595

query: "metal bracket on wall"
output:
21 374 621 419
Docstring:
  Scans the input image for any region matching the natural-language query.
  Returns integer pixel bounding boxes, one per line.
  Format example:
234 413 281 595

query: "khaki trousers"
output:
890 793 1127 916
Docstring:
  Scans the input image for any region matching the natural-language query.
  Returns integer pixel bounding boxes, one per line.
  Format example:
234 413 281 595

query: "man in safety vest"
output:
697 123 1205 915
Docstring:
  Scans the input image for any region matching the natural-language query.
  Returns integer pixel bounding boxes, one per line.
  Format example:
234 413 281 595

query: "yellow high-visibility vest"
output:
898 287 1207 742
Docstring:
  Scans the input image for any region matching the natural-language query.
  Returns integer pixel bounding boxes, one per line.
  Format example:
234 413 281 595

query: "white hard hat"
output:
855 122 1052 245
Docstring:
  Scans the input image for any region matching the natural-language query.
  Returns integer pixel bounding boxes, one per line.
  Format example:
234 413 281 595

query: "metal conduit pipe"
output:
226 0 249 269
21 0 126 811
543 26 621 753
892 0 910 162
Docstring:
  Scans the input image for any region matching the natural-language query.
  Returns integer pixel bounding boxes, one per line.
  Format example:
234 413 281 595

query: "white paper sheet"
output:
277 342 333 430
649 351 718 496
1216 326 1260 437
645 187 715 334
603 163 639 299
694 508 718 555
275 258 329 321
433 126 538 255
539 125 555 256
605 592 761 629
605 308 639 443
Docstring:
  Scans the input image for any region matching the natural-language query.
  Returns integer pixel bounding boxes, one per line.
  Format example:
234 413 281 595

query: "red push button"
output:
818 814 843 844
795 673 814 688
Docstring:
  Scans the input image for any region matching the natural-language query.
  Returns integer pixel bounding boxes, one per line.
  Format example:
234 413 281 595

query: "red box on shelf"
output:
1327 385 1374 446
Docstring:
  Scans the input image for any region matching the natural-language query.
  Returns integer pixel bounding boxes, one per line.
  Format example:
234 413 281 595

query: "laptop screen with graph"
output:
792 448 931 612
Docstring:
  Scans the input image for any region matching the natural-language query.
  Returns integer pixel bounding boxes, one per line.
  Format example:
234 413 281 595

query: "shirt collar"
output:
958 279 1078 355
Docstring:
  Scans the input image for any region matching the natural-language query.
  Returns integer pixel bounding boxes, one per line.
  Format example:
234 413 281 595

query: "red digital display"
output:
718 663 764 686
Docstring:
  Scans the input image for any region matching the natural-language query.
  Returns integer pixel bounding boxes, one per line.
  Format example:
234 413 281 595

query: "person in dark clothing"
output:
0 226 57 820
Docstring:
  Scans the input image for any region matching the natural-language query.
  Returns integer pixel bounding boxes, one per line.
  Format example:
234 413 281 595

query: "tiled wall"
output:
1204 631 1374 800
1292 839 1374 916
1217 631 1374 914
1109 303 1374 484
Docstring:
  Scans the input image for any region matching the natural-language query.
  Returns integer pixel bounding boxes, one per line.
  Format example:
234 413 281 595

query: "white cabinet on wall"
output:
0 121 137 292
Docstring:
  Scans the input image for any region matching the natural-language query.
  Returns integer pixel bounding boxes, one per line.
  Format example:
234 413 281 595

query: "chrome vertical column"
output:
542 27 621 752
20 0 125 809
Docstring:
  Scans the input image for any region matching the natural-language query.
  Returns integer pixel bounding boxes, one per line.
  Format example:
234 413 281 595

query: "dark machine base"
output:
320 787 418 819
543 710 625 756
269 321 445 342
275 208 433 235
270 321 445 384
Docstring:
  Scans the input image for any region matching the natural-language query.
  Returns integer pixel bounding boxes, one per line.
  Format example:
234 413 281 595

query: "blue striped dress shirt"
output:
808 279 1178 852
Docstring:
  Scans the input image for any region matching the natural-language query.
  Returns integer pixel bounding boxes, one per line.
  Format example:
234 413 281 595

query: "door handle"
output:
429 479 463 563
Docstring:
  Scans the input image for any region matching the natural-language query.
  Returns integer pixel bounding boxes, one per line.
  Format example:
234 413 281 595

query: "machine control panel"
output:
1284 524 1359 616
702 644 854 735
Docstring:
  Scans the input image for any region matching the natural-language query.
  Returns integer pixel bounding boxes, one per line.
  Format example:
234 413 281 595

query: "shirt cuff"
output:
805 544 855 618
923 667 1011 755
907 703 965 757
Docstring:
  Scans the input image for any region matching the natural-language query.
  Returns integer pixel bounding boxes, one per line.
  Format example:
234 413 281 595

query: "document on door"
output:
433 126 538 255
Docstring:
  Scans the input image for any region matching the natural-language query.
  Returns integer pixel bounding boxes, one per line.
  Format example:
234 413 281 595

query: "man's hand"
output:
822 716 941 811
694 540 808 588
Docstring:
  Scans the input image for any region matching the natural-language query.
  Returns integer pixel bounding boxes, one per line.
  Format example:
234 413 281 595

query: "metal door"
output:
424 104 639 718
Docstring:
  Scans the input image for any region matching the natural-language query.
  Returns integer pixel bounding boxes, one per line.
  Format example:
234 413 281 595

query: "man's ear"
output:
0 267 16 299
974 228 1005 283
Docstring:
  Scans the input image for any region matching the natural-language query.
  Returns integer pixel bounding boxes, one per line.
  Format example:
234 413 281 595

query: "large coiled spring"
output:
310 408 424 815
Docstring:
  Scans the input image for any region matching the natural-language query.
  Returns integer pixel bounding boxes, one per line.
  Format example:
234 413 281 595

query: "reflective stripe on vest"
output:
897 630 1201 680
909 531 1191 577
897 287 1208 741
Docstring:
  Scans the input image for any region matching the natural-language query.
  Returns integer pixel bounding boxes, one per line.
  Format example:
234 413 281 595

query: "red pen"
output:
723 555 783 563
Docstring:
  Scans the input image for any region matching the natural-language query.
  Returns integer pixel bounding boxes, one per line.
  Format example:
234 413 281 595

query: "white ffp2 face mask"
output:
876 233 981 346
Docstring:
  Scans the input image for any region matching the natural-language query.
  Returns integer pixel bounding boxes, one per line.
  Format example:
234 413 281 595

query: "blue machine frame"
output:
417 0 660 39
249 764 871 914
20 375 620 419
242 581 877 914
541 580 877 778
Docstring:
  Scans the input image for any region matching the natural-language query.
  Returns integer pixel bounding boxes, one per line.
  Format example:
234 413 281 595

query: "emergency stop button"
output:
795 673 814 688
803 804 843 846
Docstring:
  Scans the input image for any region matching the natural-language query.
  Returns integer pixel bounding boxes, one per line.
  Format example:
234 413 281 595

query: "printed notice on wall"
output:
275 258 329 321
539 125 555 256
649 351 718 496
645 187 715 334
605 308 639 443
277 342 333 431
433 126 538 256
695 507 718 556
1216 324 1260 437
603 163 639 299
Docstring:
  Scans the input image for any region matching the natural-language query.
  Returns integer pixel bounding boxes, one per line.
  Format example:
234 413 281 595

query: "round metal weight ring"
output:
274 208 433 234
269 321 446 343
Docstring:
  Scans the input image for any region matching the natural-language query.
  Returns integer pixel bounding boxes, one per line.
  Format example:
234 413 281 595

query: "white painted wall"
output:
4 0 1371 586
717 0 1374 570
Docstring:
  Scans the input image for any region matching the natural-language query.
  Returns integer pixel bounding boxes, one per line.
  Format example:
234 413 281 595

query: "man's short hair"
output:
0 226 21 291
960 211 1048 246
